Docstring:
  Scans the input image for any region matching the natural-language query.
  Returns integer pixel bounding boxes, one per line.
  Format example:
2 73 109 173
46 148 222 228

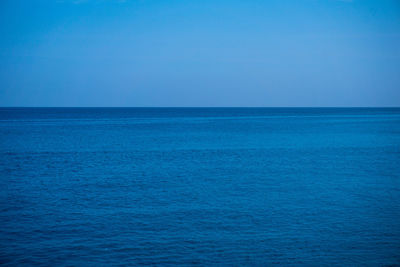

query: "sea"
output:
0 107 399 266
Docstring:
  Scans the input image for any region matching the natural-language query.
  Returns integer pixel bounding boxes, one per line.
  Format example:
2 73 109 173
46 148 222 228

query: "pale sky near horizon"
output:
0 0 399 107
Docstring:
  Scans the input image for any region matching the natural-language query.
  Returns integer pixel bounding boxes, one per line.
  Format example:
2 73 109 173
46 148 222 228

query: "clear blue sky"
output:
0 0 399 107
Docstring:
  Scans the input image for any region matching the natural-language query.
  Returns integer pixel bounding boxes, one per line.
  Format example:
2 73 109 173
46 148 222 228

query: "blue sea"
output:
0 108 399 266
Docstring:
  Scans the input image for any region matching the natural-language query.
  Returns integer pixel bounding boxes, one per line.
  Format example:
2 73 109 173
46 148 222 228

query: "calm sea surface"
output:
0 108 399 266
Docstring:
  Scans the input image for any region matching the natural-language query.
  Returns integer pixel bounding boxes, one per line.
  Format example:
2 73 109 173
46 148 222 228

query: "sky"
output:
0 0 399 107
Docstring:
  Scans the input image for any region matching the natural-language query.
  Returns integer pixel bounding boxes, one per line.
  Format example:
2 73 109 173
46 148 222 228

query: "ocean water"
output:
0 107 400 266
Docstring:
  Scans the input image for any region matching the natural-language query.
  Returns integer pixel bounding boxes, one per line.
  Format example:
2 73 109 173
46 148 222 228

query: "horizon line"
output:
1 106 400 109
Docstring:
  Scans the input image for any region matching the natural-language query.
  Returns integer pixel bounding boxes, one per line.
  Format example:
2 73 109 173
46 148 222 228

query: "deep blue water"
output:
1 108 400 266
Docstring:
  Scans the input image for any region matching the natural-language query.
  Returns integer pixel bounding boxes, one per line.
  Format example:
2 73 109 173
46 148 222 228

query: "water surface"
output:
1 108 400 265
